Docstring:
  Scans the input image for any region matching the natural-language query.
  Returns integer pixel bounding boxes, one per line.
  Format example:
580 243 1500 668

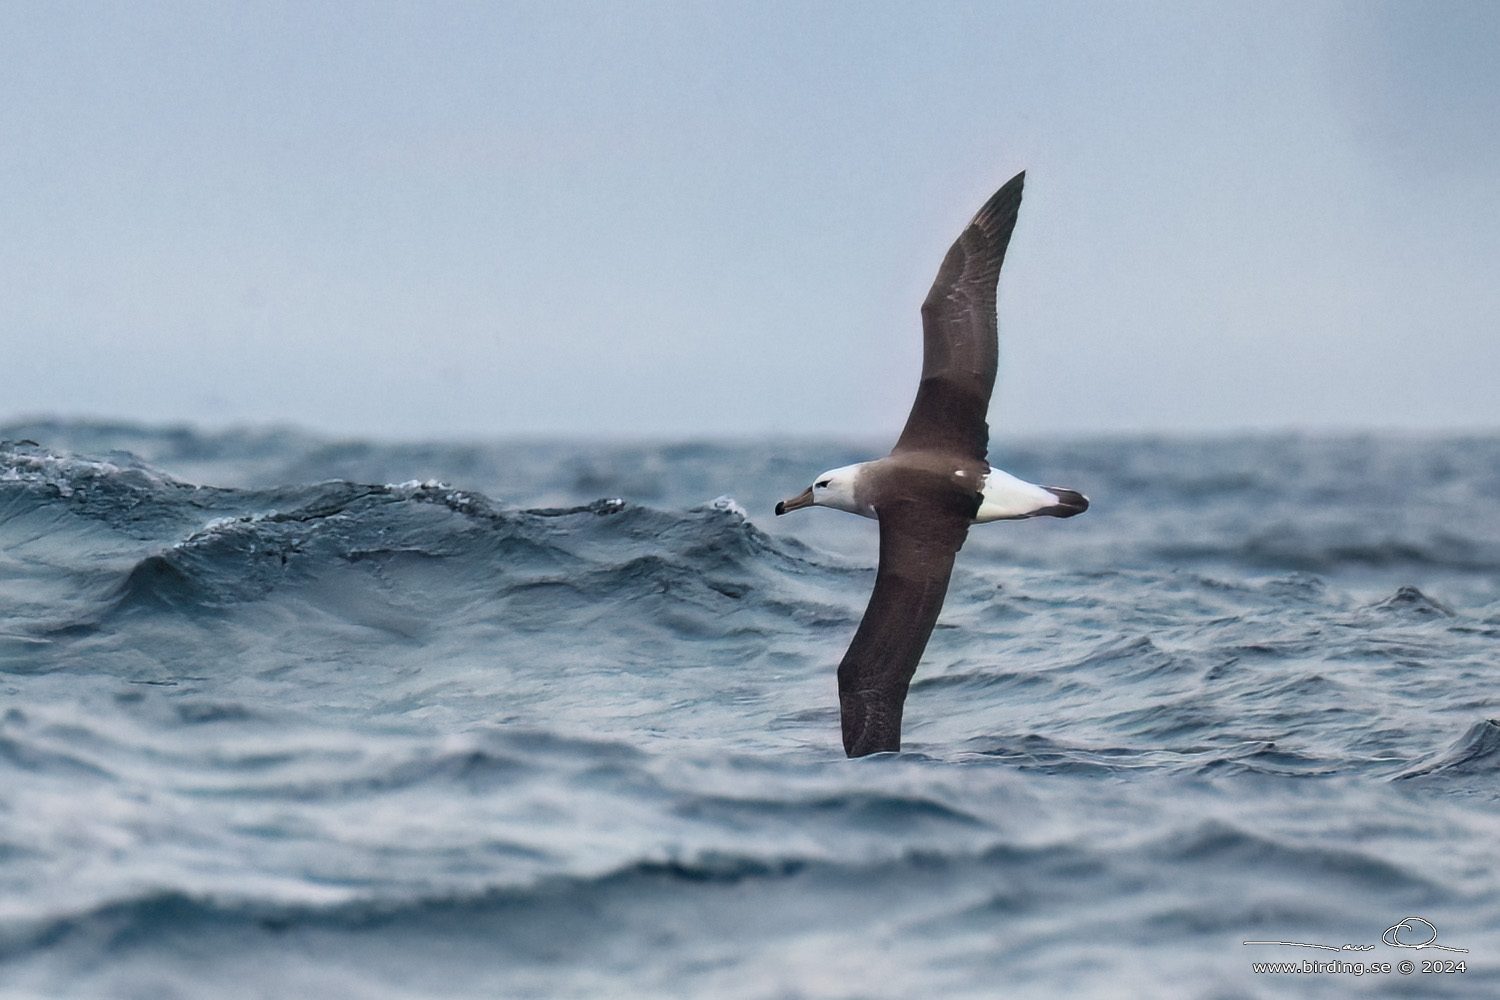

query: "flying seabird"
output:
775 171 1088 758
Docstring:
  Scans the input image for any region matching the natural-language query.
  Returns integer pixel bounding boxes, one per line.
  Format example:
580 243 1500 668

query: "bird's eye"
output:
816 480 830 488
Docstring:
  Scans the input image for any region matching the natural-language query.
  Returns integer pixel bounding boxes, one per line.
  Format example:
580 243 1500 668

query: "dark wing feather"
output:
837 496 972 757
892 171 1025 462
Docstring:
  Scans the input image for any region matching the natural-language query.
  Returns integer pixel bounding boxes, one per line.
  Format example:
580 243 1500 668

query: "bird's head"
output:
775 464 863 516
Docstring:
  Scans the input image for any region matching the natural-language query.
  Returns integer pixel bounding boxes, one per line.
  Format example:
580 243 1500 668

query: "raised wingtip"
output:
965 170 1026 235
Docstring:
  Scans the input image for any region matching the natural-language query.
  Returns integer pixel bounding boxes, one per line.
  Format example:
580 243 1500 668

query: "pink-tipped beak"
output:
774 487 815 516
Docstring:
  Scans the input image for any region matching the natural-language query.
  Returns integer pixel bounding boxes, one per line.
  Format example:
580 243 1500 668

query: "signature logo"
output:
1244 917 1468 954
1381 917 1468 953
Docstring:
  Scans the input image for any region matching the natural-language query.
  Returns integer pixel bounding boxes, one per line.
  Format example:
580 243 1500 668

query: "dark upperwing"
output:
891 171 1025 463
836 491 973 757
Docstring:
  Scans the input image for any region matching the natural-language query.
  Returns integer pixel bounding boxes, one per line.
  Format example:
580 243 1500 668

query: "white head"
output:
775 463 869 517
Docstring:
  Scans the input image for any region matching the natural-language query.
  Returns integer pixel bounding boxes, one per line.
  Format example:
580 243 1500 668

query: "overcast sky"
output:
2 1 1497 441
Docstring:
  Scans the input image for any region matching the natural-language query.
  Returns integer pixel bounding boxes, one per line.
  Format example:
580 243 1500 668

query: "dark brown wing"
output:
836 494 972 757
892 171 1025 462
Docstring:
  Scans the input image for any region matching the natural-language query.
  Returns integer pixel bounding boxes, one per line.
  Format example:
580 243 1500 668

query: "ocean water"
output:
2 420 1499 1000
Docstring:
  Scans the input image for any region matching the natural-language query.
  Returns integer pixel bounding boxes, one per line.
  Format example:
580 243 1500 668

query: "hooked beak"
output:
774 486 815 516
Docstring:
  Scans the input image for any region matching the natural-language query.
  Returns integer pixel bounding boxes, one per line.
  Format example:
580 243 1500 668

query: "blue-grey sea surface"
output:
2 420 1499 999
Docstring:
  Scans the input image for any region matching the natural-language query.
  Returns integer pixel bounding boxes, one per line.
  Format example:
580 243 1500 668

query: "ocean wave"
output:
0 811 1444 970
1154 532 1500 573
0 849 907 961
1144 819 1433 890
0 456 841 639
1395 719 1500 783
1362 585 1456 618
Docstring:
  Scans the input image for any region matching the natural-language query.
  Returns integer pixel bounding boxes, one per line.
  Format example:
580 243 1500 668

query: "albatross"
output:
775 171 1088 758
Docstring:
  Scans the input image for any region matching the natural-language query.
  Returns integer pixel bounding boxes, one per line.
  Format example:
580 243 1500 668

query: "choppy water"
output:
2 420 1499 999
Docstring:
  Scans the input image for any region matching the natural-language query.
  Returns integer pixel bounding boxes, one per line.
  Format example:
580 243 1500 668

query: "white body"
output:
808 462 1062 523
